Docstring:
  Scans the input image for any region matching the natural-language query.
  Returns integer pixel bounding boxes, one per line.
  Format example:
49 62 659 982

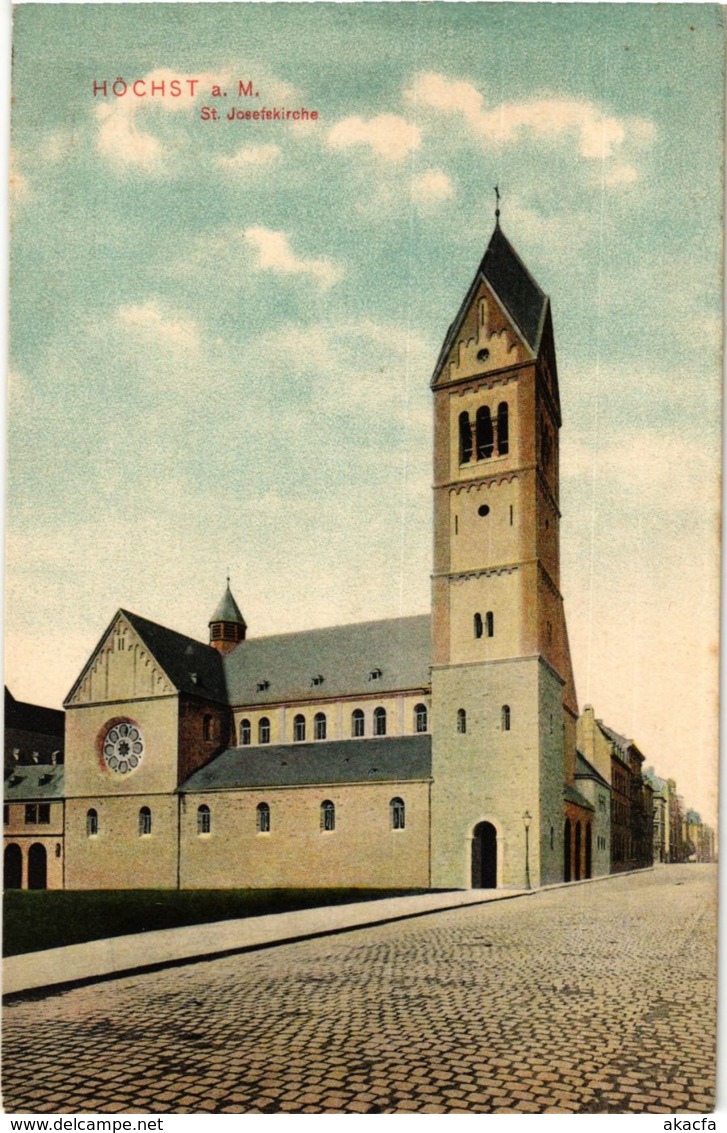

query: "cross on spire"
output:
494 184 501 223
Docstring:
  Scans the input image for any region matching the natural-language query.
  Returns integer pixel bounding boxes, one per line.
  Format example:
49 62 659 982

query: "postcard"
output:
3 1 722 1118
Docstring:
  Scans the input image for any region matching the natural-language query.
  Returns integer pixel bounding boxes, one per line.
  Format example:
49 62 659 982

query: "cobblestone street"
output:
3 865 717 1114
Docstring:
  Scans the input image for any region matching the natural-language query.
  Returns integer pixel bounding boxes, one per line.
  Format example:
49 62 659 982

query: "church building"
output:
58 215 594 892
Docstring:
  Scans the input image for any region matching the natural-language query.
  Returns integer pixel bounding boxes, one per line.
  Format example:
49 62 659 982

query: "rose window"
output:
103 722 144 774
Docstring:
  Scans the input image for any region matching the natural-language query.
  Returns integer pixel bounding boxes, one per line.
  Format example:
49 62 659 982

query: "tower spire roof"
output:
209 582 247 629
431 216 549 386
476 222 547 351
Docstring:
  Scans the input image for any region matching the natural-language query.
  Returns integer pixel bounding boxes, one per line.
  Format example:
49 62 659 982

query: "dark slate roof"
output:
4 764 64 800
575 751 610 790
122 610 228 704
5 728 64 768
643 768 667 793
432 222 548 383
5 688 63 739
179 735 432 792
478 223 547 351
209 584 247 629
223 615 431 707
597 721 630 750
564 783 595 812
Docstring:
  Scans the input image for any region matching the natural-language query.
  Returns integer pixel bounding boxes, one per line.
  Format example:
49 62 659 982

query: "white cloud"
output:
93 68 219 171
91 67 303 173
498 198 594 251
602 162 639 186
117 300 201 355
39 131 75 163
252 319 434 422
243 226 343 289
563 426 719 515
95 103 163 170
217 143 281 172
7 368 27 405
411 168 455 208
9 152 32 212
327 113 421 162
405 72 654 176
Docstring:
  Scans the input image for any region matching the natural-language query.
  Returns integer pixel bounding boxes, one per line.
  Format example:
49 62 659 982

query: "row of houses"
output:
577 704 716 872
4 685 715 891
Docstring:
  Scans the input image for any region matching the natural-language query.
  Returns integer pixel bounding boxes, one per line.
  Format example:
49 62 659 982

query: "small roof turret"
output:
209 580 247 654
209 583 246 628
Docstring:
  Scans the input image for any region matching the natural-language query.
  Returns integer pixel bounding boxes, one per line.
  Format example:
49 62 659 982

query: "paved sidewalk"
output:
4 887 530 997
3 865 716 1114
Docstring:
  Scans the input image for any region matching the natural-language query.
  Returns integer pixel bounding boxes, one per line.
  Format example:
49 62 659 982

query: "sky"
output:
7 3 723 825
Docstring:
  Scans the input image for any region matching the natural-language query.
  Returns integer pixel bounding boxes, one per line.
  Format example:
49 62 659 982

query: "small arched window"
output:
139 806 152 836
86 808 98 837
457 708 467 734
390 797 405 830
240 719 251 746
373 707 387 736
474 612 483 639
314 712 327 740
486 611 494 637
321 800 335 832
293 714 306 742
414 703 428 733
502 705 511 731
351 709 365 738
203 715 213 741
497 402 509 455
476 406 494 460
197 804 211 835
257 802 271 833
259 717 271 744
459 412 473 464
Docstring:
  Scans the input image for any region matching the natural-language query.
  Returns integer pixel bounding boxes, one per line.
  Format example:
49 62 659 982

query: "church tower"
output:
429 210 578 889
208 581 247 654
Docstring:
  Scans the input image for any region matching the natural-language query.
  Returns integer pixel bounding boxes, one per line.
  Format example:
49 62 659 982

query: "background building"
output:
577 706 654 872
4 688 65 889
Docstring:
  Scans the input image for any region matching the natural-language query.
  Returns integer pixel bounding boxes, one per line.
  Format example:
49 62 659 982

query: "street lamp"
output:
523 810 532 890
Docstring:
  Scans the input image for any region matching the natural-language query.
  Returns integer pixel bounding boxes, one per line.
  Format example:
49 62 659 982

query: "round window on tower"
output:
478 504 490 517
477 348 490 362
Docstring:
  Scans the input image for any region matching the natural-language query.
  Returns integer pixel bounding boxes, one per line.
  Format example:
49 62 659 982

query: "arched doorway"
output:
28 843 47 890
4 843 22 889
471 822 497 888
585 823 592 879
563 819 572 882
574 822 582 881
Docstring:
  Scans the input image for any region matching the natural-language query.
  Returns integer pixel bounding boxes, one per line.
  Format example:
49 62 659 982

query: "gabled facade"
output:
63 610 229 888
